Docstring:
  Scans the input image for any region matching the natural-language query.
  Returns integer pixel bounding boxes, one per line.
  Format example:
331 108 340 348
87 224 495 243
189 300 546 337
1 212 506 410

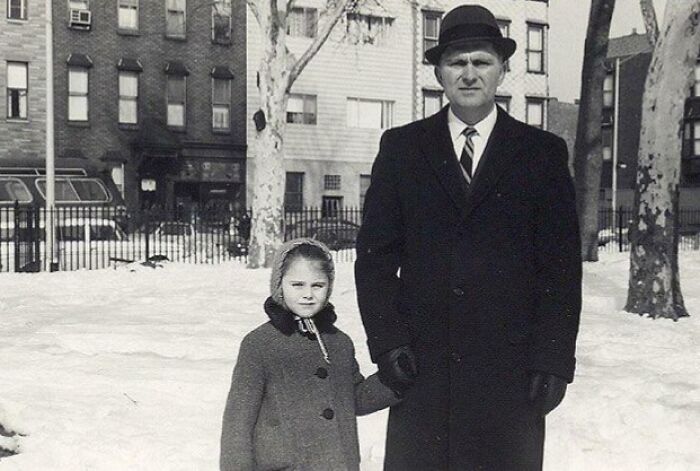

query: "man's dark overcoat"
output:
355 106 582 470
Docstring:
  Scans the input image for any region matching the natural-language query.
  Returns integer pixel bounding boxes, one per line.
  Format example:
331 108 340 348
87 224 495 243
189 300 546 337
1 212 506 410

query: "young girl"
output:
220 238 400 471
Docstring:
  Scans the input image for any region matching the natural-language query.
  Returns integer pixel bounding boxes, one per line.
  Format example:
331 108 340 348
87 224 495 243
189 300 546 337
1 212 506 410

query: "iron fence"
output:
597 207 700 252
3 204 699 273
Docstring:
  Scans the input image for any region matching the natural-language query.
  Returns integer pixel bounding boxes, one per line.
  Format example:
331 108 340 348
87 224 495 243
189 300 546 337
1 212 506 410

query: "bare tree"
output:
573 0 617 261
245 0 358 268
625 0 700 320
639 0 659 44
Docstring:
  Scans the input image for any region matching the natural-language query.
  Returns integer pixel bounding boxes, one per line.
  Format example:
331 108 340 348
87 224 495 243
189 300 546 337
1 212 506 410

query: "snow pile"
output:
0 252 698 470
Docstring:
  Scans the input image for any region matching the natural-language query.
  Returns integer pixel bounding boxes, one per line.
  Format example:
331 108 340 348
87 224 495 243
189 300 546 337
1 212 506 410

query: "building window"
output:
324 174 341 190
347 97 393 129
212 0 232 44
6 62 27 120
694 122 700 156
359 174 371 209
118 0 138 30
7 0 27 19
322 196 343 217
346 13 393 46
602 128 612 161
496 19 510 71
166 0 186 38
212 77 231 131
118 71 138 124
423 89 443 118
422 11 441 60
693 60 700 97
68 67 89 122
285 172 304 210
495 95 511 113
167 75 186 127
287 93 316 124
603 73 614 108
527 23 546 73
526 97 545 129
287 7 317 38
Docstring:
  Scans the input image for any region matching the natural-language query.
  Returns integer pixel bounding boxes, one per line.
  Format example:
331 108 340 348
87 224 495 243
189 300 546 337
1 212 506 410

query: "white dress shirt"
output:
447 105 498 177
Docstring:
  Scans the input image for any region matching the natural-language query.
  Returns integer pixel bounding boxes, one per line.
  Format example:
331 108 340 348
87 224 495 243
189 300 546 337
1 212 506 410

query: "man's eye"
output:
291 282 303 287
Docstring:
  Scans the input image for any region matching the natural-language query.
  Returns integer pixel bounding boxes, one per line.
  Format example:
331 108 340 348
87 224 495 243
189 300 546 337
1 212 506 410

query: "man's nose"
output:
461 63 477 81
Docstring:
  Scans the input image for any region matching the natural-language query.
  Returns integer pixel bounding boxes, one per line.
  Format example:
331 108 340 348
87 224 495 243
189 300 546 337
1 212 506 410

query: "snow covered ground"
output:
0 252 698 470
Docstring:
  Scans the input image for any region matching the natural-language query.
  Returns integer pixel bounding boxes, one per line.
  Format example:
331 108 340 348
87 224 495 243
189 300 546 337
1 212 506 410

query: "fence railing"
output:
597 207 700 252
2 204 699 272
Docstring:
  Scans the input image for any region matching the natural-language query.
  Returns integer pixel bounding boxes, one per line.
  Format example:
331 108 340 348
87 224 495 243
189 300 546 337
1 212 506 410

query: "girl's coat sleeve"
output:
350 343 401 415
220 334 264 471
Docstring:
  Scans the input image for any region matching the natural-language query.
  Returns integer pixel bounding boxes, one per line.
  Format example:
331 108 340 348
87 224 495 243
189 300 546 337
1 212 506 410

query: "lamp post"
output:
611 57 621 227
45 0 57 271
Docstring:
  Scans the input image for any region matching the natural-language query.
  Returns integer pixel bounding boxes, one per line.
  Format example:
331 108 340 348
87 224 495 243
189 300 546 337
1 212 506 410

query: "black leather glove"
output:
528 371 568 416
377 345 418 396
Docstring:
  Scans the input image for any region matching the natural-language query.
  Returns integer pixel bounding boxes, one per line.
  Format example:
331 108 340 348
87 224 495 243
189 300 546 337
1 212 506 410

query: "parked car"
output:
285 217 360 250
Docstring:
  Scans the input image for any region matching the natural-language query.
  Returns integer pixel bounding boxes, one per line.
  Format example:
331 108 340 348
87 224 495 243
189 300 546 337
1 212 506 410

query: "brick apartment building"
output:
600 32 700 210
0 0 47 162
52 0 246 213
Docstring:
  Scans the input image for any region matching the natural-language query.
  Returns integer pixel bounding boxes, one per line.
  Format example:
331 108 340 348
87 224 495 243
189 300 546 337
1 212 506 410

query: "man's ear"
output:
434 67 443 87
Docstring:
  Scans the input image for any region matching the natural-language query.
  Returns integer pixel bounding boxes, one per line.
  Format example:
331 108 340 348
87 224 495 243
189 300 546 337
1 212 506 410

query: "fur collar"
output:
264 297 338 336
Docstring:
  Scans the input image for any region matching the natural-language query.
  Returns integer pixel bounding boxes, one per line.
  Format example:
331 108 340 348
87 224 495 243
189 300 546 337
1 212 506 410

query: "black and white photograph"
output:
1 0 698 470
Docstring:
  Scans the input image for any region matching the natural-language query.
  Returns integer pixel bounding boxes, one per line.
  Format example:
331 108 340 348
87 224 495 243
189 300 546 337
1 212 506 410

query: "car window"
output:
36 179 81 202
72 179 110 202
0 178 32 203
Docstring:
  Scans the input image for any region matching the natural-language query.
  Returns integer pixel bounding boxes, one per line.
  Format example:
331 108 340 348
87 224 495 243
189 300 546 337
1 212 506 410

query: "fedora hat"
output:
424 5 517 65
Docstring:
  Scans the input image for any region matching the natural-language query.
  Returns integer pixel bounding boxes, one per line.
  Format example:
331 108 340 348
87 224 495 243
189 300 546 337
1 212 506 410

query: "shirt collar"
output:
447 105 498 142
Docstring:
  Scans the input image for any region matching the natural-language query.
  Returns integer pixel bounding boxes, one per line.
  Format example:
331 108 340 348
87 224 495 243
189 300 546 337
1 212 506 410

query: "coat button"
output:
322 408 334 420
452 287 464 296
450 352 462 363
315 367 328 379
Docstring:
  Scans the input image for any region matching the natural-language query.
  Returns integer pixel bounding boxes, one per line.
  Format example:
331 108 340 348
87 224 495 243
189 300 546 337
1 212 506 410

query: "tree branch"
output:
286 0 356 92
639 0 659 45
246 0 262 26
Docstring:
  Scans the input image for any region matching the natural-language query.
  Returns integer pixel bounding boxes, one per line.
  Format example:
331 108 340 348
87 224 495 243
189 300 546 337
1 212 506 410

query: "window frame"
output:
286 93 317 125
287 7 318 38
526 22 546 74
118 70 139 125
6 61 28 120
211 76 231 132
285 172 304 211
323 174 341 191
165 0 186 39
67 66 89 122
211 0 232 44
345 12 394 46
693 121 700 157
526 97 546 129
603 72 614 108
7 0 27 20
117 0 139 31
422 10 442 63
346 97 393 129
422 89 443 118
166 74 187 128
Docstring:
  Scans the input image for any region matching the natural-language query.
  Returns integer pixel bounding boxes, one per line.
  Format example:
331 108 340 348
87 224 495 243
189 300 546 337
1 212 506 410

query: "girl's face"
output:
281 257 330 318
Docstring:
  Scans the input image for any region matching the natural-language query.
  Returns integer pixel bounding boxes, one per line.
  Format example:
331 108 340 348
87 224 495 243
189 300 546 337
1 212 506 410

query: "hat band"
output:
440 23 503 44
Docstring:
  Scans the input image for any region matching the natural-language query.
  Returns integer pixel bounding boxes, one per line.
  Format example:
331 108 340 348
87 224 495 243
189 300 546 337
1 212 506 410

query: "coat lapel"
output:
418 107 470 214
463 108 526 219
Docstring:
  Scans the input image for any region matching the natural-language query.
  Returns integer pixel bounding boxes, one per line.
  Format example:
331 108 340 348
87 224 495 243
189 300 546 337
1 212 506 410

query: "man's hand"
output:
528 371 568 416
377 345 418 396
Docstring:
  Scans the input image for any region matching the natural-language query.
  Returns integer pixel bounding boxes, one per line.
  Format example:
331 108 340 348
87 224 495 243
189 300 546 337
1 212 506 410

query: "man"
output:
355 4 582 470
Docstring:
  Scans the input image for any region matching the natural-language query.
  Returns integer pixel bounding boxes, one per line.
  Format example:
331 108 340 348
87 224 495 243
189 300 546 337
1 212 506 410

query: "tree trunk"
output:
625 0 700 320
573 0 616 262
246 0 355 268
247 1 290 268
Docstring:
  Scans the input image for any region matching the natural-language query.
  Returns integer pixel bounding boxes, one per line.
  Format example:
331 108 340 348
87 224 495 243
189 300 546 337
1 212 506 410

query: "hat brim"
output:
424 37 516 65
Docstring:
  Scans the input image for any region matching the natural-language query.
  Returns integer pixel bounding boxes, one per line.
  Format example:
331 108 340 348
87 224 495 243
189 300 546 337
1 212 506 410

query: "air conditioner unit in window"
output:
69 8 91 29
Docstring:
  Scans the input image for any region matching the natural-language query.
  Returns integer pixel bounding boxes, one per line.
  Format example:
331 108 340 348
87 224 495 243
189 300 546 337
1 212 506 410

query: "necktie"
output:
460 127 477 183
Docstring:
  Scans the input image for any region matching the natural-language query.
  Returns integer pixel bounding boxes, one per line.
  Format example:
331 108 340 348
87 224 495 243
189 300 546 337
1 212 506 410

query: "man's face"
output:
435 42 505 122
